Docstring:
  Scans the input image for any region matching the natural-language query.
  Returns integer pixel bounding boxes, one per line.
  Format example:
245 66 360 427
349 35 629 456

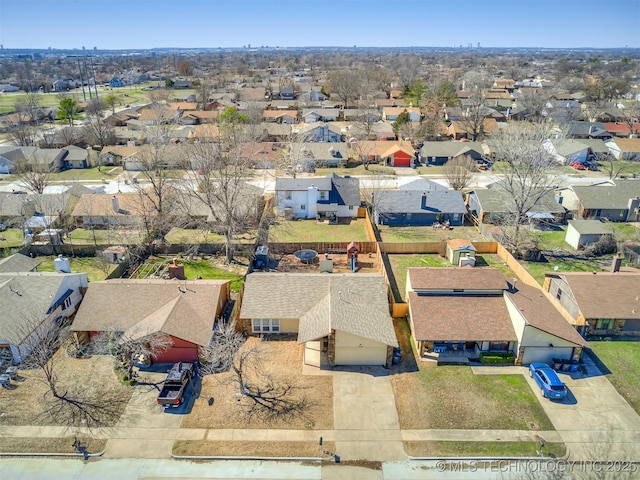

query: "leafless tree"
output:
14 163 52 195
458 72 491 140
14 92 43 126
10 311 127 428
328 70 362 110
195 81 214 110
444 155 478 190
595 152 630 180
491 122 561 252
620 100 640 137
83 99 115 148
8 119 35 147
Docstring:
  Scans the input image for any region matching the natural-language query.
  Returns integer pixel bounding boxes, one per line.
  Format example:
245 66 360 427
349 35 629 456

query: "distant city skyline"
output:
1 0 638 50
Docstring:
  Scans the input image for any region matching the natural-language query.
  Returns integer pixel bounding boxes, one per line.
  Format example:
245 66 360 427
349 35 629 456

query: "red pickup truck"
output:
156 362 194 407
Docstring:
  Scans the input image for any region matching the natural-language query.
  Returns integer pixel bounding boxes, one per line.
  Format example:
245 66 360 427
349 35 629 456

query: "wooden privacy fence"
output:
268 241 378 255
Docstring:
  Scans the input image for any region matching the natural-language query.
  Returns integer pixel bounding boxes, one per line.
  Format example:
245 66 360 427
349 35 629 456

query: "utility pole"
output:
77 57 87 101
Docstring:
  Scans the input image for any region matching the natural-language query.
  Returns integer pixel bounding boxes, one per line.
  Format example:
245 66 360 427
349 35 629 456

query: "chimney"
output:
112 196 120 213
611 253 622 273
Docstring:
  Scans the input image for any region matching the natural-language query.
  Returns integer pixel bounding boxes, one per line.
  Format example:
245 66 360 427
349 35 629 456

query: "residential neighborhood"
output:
1 18 640 479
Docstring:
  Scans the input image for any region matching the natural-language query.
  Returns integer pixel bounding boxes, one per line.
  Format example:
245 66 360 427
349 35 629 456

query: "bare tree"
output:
328 70 362 110
195 81 214 110
595 152 630 180
83 99 115 148
444 155 478 190
458 72 491 140
620 100 640 138
11 312 127 428
14 162 52 195
491 122 561 252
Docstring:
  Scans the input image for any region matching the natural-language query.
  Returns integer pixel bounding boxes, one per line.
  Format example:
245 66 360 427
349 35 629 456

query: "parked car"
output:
569 161 585 170
529 362 567 400
157 362 194 407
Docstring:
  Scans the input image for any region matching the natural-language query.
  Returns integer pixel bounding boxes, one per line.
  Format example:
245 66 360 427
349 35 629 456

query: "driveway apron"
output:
332 367 406 461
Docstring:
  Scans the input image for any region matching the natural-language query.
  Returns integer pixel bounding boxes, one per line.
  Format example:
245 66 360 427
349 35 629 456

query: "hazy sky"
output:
1 0 638 50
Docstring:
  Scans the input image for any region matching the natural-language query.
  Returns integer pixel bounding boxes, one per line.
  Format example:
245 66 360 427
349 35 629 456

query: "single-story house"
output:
292 123 343 143
373 190 467 226
564 219 612 249
602 122 640 138
382 107 421 122
0 253 41 273
62 145 89 169
572 180 640 222
0 271 88 364
286 142 349 168
302 108 340 123
239 273 398 367
71 279 231 364
406 268 587 365
419 141 488 166
380 143 415 167
606 138 640 161
567 121 612 141
544 269 640 337
262 110 298 124
275 173 359 221
98 146 141 167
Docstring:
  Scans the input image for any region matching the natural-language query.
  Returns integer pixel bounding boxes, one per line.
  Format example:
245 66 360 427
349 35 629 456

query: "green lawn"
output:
268 218 369 243
387 254 451 301
67 228 143 245
136 258 244 291
522 255 610 285
37 256 116 282
49 166 123 182
378 225 487 243
166 227 226 244
589 341 640 415
0 228 25 248
404 441 566 458
528 229 569 250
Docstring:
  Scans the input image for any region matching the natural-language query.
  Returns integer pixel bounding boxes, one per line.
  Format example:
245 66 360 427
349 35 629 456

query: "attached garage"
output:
521 346 575 365
304 340 322 367
333 331 388 366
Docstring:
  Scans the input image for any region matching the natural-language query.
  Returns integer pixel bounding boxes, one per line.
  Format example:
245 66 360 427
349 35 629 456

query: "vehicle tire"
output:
541 387 545 398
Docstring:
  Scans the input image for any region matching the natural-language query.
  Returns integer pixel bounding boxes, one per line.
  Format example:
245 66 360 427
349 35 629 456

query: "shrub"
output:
479 352 515 365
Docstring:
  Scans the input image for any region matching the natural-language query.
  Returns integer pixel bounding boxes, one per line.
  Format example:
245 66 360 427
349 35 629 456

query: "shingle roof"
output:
572 180 640 210
71 279 229 347
240 273 398 347
471 185 565 214
0 253 41 273
550 272 640 320
567 219 611 235
506 284 588 347
408 267 508 291
376 190 466 215
408 293 516 341
419 141 486 158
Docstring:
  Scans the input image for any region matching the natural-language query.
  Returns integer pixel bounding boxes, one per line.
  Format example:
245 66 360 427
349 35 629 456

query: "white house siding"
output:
334 330 387 366
564 223 581 249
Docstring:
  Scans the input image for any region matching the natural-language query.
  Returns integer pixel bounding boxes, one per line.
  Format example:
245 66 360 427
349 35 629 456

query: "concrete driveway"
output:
332 367 406 462
523 355 640 461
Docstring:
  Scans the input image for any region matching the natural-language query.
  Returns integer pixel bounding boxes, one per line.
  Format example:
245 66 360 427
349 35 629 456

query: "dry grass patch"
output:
0 437 107 454
0 354 132 427
182 337 333 430
391 364 553 430
173 440 335 457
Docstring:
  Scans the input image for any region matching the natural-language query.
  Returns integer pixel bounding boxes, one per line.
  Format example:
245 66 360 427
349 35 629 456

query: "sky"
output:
1 0 638 50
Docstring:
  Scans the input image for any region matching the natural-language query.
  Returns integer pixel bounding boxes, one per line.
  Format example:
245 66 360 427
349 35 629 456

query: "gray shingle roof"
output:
572 180 640 210
471 184 565 214
419 141 486 158
375 190 466 215
0 253 41 273
408 267 508 291
240 273 398 347
567 219 611 235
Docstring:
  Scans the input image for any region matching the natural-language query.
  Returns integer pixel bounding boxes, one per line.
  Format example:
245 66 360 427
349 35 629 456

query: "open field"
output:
268 218 370 243
589 341 640 415
181 337 333 431
378 225 487 243
173 440 335 458
392 364 554 430
37 255 117 282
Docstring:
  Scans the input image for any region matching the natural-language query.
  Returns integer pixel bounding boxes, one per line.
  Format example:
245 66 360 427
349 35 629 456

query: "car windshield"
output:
551 385 565 391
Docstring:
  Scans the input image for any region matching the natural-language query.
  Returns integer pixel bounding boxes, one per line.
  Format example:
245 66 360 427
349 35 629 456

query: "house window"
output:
348 205 353 210
252 319 280 333
556 288 562 301
285 191 292 200
489 341 509 352
62 296 73 310
301 204 306 210
319 191 327 200
596 319 613 330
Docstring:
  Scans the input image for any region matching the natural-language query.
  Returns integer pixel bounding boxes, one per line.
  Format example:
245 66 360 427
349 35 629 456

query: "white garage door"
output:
304 341 321 367
334 346 387 366
522 347 573 365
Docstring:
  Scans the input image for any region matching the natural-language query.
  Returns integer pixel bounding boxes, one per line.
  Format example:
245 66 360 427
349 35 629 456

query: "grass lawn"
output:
378 225 487 243
48 166 123 182
0 437 107 454
528 228 569 251
37 256 117 282
589 341 640 415
67 228 143 245
173 440 335 458
404 441 566 458
522 255 609 285
392 364 554 430
0 228 26 248
268 218 369 243
386 254 450 302
165 227 256 245
180 259 244 291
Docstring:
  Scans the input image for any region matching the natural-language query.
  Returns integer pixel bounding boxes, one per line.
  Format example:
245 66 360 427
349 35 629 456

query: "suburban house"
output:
62 145 90 169
566 121 612 141
179 110 219 125
419 141 488 166
0 192 36 224
543 269 640 337
292 123 343 142
564 219 612 250
447 118 499 140
602 122 640 138
99 146 141 167
350 141 413 166
71 279 231 363
0 253 41 274
606 138 640 161
0 271 88 364
239 273 398 367
380 142 416 167
572 180 640 222
275 173 359 221
286 142 349 168
467 184 567 225
302 108 340 123
406 268 587 365
373 189 467 226
262 110 298 124
70 193 148 227
382 107 421 122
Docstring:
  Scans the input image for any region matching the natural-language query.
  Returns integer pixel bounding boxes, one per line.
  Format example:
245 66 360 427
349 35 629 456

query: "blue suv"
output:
529 363 568 400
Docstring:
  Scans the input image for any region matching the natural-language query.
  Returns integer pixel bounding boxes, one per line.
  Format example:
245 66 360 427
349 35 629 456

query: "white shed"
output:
565 220 611 249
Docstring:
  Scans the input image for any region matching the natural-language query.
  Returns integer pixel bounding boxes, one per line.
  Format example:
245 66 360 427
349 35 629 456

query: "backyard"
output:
165 227 257 245
378 225 487 243
589 341 640 415
0 228 25 248
66 227 144 245
36 255 117 282
268 218 370 243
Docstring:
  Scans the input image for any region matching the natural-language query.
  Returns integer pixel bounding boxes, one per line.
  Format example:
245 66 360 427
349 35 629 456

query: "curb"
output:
0 449 105 458
172 454 326 462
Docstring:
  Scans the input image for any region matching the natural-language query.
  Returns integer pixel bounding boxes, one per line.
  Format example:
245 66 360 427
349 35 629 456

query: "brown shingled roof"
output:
407 267 508 291
408 293 516 341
